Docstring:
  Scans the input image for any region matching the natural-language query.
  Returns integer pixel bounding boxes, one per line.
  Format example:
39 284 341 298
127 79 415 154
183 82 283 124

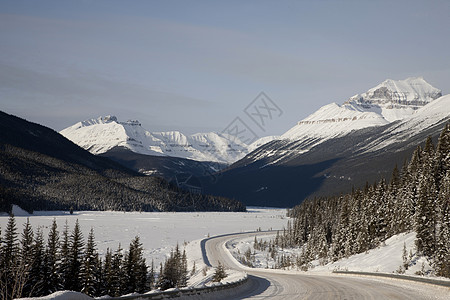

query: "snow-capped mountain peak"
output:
345 77 442 122
244 77 445 164
282 77 441 141
60 116 252 164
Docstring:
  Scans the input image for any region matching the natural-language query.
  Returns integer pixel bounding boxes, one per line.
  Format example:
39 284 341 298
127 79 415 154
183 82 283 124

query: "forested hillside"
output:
281 123 449 277
0 111 245 213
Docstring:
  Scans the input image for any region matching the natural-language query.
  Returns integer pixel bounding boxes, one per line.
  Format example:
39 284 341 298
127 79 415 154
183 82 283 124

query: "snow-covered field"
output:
0 206 288 268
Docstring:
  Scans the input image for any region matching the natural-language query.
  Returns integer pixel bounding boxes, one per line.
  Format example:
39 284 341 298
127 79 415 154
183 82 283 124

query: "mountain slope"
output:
0 111 245 213
202 92 449 208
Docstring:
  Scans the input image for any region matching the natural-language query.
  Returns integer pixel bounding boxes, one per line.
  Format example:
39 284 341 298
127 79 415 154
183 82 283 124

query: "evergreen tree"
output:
66 219 84 291
102 248 114 296
29 227 46 296
44 218 60 294
0 214 27 299
435 171 450 277
20 218 34 296
212 261 227 282
59 220 71 289
1 214 19 273
111 244 125 297
148 259 155 290
179 249 188 288
81 228 98 296
124 236 147 293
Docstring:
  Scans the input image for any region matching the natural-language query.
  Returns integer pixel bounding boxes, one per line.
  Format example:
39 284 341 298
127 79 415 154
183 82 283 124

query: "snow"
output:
225 231 450 299
281 102 388 141
17 291 93 300
249 77 446 163
0 207 288 273
282 77 442 142
227 231 450 280
60 116 249 164
248 135 280 153
59 78 445 166
361 94 450 153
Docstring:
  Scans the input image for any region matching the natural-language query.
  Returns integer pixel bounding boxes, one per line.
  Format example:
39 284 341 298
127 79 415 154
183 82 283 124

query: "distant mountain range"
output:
60 115 265 164
59 77 449 207
0 111 245 213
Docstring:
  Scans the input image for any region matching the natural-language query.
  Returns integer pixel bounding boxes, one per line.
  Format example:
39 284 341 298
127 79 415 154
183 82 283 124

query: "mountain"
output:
0 110 245 213
60 116 249 164
202 78 449 207
270 77 442 157
60 115 279 182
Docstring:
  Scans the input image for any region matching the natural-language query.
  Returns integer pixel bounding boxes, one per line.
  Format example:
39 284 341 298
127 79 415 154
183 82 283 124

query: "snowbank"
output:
17 291 93 300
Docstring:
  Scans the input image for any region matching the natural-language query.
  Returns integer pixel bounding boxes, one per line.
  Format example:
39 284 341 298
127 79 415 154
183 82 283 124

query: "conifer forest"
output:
273 124 449 277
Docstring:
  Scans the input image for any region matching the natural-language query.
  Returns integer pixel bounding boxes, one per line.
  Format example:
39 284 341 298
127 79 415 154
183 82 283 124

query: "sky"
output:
1 0 449 138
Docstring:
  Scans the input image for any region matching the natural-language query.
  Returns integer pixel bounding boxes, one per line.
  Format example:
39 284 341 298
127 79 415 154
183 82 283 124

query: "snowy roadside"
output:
225 231 450 283
224 231 450 299
185 238 247 288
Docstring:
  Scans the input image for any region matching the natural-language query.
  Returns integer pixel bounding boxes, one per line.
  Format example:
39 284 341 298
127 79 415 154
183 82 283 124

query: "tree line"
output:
276 123 449 277
0 216 190 299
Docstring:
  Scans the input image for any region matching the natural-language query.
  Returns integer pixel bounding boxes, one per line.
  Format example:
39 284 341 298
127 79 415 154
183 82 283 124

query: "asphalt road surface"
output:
202 231 449 299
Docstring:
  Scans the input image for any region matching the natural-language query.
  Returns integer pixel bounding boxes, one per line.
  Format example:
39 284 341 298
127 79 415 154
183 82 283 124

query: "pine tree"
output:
435 171 450 277
20 218 34 296
81 228 98 296
27 227 46 296
179 249 188 288
111 244 125 297
44 218 60 294
124 236 147 293
66 219 84 291
148 259 155 290
59 220 71 289
0 214 27 299
20 218 34 264
212 261 227 282
1 214 19 273
102 248 114 296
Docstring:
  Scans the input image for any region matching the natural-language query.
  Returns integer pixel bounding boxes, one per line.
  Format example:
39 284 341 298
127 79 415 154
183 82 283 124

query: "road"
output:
202 231 448 299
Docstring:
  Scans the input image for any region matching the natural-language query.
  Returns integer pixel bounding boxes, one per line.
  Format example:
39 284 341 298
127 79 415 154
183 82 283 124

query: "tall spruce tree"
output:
102 248 114 296
29 227 46 296
1 215 22 300
124 236 147 294
59 220 71 289
19 218 34 296
81 228 99 296
66 219 84 291
44 218 60 294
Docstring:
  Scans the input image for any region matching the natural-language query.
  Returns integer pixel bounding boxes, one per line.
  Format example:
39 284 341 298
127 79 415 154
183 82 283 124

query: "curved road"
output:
203 231 448 299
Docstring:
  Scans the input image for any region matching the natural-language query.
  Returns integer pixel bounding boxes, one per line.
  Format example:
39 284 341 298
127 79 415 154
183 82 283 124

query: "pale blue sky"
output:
1 0 449 137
